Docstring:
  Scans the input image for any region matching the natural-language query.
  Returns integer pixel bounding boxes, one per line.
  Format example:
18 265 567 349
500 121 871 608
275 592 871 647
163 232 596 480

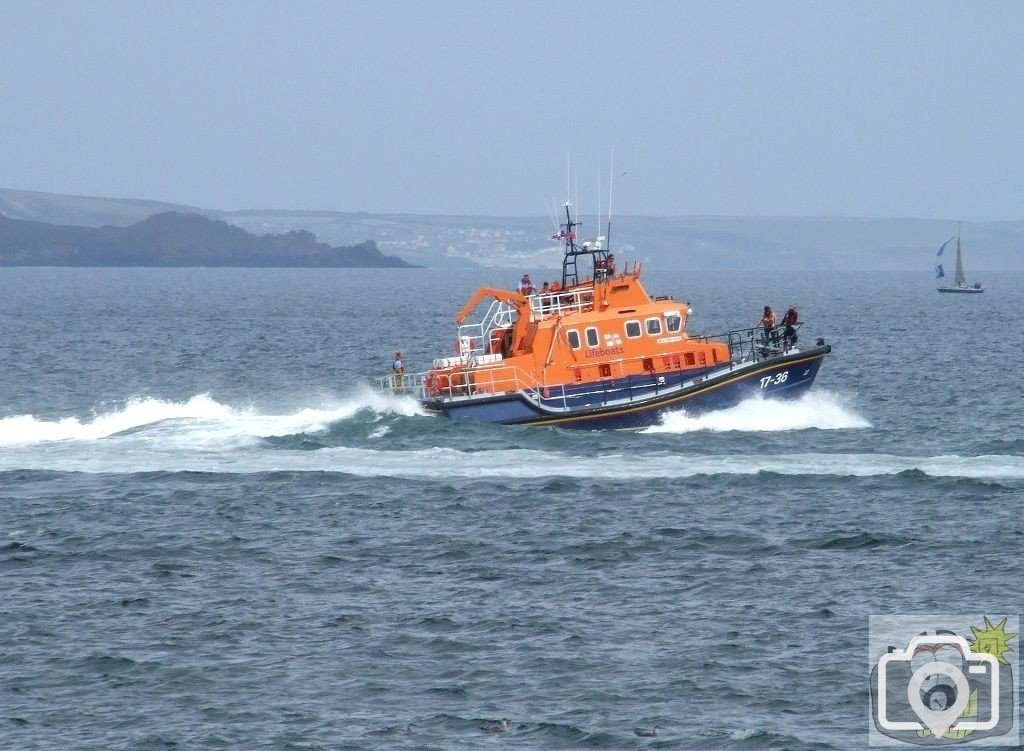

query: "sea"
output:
1 266 1022 750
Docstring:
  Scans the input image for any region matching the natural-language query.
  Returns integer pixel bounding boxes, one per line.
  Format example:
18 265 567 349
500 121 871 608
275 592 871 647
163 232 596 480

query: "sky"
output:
2 1 1023 219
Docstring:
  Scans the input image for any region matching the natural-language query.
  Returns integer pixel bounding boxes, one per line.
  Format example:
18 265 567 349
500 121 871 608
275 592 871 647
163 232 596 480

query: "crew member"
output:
758 306 777 347
781 305 799 348
392 351 405 390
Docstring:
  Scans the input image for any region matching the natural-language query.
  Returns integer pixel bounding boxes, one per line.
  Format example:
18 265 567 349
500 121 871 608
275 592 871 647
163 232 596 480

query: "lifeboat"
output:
377 202 831 429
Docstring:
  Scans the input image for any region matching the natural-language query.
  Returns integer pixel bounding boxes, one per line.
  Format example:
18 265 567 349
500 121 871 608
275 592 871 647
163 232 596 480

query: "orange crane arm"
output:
454 287 526 324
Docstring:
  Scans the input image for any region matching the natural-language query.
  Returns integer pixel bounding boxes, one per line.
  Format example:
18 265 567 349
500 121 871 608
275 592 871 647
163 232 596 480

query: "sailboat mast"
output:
954 222 965 286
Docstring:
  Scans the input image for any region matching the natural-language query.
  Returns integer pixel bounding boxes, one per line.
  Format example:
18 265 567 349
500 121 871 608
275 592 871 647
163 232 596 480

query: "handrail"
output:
528 288 594 318
456 298 519 359
454 287 600 360
377 323 807 402
376 372 428 398
691 322 805 363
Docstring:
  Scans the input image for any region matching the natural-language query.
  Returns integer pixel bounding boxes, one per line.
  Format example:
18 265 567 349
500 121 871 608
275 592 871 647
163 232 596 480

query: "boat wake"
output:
0 389 425 447
0 442 1021 481
645 391 870 434
1 390 1019 482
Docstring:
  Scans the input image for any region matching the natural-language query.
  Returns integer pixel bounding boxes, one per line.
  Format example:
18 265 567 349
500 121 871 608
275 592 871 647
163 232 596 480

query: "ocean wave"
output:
1 444 1022 480
644 390 870 433
0 390 424 447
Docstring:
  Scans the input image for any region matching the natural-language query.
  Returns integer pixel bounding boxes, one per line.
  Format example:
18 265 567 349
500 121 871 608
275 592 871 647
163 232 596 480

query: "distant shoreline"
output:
0 210 417 269
2 187 1021 271
0 264 425 269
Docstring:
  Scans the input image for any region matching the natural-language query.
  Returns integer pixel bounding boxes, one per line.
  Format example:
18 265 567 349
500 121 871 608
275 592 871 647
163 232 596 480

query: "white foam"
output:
0 394 232 446
0 389 424 448
1 391 1019 482
1 444 1021 481
644 390 870 434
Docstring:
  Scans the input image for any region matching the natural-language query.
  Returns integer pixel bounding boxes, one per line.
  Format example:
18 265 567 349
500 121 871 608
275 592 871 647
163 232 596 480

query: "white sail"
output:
937 222 983 293
954 232 966 286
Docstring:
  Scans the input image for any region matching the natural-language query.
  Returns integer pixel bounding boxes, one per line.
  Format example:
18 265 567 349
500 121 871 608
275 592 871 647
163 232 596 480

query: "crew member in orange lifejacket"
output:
758 306 778 347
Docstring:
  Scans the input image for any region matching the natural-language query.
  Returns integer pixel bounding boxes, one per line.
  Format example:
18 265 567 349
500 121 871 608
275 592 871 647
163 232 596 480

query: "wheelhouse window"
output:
645 317 662 335
567 329 581 349
585 327 599 347
665 312 682 333
624 320 641 338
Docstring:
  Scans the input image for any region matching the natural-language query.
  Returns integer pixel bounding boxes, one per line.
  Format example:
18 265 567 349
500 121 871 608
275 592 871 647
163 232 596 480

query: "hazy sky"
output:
3 1 1023 219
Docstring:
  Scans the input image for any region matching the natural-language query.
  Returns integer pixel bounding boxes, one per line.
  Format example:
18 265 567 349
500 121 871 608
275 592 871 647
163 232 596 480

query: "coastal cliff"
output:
0 211 415 268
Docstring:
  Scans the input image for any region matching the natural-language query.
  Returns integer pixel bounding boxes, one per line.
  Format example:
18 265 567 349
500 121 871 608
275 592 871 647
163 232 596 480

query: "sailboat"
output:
935 223 984 293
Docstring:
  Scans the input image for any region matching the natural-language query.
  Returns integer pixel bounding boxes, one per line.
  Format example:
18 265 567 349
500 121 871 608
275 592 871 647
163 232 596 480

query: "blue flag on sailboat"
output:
935 236 955 257
935 264 945 279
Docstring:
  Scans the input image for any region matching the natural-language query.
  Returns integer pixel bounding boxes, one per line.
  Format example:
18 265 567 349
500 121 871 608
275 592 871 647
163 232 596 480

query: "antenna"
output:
546 198 559 234
597 168 602 249
566 150 571 203
607 148 614 251
574 171 579 228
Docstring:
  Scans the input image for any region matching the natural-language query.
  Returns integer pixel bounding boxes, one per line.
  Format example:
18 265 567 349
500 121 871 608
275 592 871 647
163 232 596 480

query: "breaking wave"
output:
0 442 1021 480
0 390 424 448
1 390 1018 481
645 390 870 433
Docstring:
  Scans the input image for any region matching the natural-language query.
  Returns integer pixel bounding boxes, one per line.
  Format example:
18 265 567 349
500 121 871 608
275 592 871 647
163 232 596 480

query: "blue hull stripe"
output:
428 346 830 429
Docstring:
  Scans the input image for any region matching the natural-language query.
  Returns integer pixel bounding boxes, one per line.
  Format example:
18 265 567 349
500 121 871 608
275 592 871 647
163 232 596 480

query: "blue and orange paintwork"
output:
413 261 831 429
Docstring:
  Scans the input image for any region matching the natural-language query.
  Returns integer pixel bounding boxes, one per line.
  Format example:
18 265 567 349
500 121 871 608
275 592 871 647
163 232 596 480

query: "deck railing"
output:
377 322 805 403
693 322 804 364
527 287 595 319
